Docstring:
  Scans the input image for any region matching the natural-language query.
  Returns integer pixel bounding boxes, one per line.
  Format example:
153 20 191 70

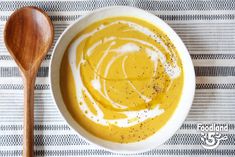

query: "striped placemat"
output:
0 0 235 156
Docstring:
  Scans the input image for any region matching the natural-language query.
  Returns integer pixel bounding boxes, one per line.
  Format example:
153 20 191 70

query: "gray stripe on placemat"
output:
0 149 235 156
0 134 234 146
0 0 235 12
0 84 50 90
0 66 234 77
190 54 235 60
1 54 235 61
0 124 234 131
2 14 235 21
0 83 235 90
0 67 48 77
0 55 51 60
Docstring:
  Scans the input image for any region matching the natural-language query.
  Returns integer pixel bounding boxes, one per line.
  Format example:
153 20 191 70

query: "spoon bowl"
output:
4 6 53 157
4 6 53 72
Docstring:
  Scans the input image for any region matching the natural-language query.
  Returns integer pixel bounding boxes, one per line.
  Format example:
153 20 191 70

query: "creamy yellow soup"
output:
60 17 184 143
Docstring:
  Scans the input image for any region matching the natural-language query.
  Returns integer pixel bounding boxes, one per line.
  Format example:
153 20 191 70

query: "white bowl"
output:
50 6 195 154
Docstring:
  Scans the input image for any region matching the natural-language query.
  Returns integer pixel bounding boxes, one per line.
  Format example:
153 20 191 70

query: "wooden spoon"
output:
4 6 53 157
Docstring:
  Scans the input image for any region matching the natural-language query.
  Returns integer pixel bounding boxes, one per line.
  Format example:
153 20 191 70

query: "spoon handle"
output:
23 74 35 157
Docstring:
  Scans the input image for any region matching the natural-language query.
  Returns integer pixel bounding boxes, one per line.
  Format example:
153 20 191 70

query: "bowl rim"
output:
49 6 195 154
